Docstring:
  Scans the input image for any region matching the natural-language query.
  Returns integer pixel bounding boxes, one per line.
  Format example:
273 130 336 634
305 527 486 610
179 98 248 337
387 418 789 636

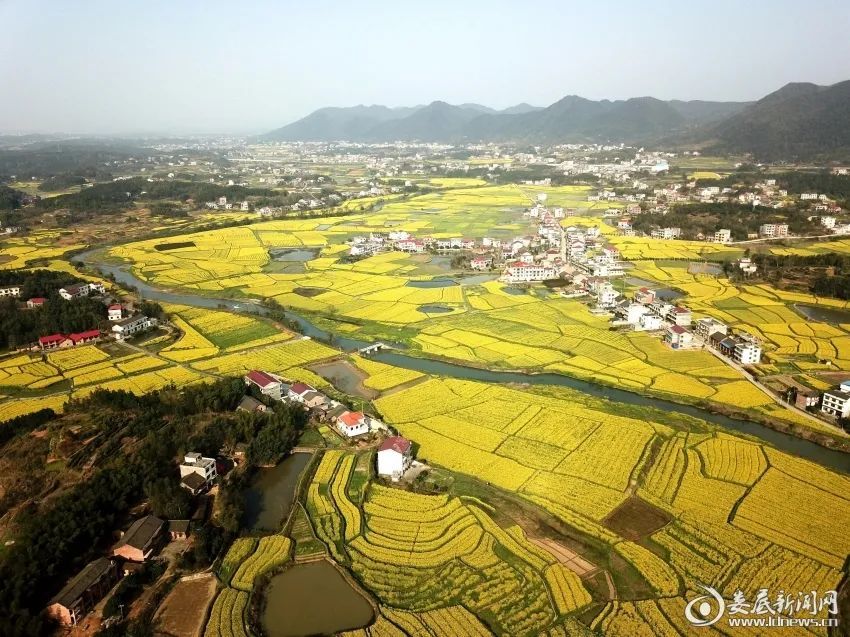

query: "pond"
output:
262 561 374 637
311 360 376 399
502 286 527 295
457 273 498 285
417 304 453 314
242 453 312 533
269 248 319 262
406 278 458 288
795 304 850 325
688 262 723 276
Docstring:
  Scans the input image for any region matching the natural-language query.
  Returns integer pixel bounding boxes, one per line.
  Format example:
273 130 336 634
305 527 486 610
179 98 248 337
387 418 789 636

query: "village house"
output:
27 297 46 308
377 436 413 480
738 258 758 275
112 315 157 340
621 303 650 326
107 304 124 321
650 227 681 240
69 329 101 346
236 395 271 414
470 256 492 270
39 333 72 350
639 314 663 330
59 282 106 300
759 223 789 238
167 520 190 541
734 339 762 365
665 325 694 349
46 558 120 626
712 229 732 243
112 515 166 562
664 305 692 327
0 284 22 298
288 381 316 404
501 262 555 284
336 410 371 437
633 287 655 305
694 317 728 340
244 370 286 400
821 381 850 419
596 284 620 309
179 452 217 492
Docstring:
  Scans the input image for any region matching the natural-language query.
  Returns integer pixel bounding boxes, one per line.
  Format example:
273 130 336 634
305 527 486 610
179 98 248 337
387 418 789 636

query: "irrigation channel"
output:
80 250 850 474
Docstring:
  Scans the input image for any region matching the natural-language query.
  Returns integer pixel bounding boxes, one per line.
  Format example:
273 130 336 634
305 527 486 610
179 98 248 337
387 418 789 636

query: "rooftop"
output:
49 558 114 608
181 473 207 491
378 436 411 454
115 515 164 551
338 411 365 427
245 370 279 388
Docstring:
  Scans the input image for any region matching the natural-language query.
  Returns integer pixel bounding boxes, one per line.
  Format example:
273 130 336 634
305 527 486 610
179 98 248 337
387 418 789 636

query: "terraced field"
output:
371 377 849 635
304 450 593 636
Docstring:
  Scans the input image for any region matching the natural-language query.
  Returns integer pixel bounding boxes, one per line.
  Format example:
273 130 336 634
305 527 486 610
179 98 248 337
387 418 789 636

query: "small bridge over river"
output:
357 342 389 355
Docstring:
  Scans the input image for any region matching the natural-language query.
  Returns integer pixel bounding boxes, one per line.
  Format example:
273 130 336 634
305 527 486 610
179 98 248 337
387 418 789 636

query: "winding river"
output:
79 249 850 473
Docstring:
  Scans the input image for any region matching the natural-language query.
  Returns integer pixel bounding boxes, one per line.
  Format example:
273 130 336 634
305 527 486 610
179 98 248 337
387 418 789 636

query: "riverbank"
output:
78 249 850 472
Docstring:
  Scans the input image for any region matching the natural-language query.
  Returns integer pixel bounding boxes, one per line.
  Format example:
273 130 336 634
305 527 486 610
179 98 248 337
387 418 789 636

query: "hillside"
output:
696 80 850 160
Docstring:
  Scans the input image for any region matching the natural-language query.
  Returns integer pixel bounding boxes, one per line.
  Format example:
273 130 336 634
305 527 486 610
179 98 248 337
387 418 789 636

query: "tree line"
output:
0 377 306 636
631 202 821 241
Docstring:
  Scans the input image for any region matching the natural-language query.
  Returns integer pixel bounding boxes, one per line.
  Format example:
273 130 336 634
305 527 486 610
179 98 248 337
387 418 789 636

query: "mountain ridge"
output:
258 81 850 159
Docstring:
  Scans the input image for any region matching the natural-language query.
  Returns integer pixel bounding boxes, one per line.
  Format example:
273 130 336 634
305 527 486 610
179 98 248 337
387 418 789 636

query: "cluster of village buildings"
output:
242 369 415 477
0 280 158 350
46 449 219 626
610 176 847 243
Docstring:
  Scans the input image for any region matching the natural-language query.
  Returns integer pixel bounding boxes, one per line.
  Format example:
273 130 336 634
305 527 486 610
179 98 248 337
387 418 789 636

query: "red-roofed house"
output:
664 305 693 327
665 325 693 349
288 382 315 403
377 436 413 479
27 297 47 308
39 334 71 350
470 256 491 270
336 411 370 437
244 370 284 399
107 304 123 321
69 330 101 345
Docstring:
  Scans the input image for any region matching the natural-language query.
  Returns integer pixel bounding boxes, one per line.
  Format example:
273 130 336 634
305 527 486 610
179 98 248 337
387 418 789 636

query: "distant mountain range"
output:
258 80 850 160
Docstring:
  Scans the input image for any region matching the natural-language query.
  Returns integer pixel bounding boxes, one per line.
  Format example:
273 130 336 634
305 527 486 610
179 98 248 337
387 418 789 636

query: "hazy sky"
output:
2 0 849 135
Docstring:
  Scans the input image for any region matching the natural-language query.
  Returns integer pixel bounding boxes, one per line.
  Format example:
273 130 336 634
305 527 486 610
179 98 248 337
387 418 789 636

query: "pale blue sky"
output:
1 0 849 134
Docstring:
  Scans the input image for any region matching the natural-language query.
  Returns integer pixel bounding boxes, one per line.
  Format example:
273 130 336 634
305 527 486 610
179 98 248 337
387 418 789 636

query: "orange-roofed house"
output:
335 410 370 437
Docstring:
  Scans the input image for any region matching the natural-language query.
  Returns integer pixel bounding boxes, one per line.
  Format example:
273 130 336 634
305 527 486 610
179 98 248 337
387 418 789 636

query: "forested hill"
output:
679 80 850 161
257 96 749 144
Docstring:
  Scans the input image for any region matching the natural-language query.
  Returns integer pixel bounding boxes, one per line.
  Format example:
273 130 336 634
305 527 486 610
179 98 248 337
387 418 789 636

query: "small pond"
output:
655 288 683 301
688 262 723 275
417 304 453 314
795 304 850 325
502 286 527 295
406 278 458 288
458 273 498 285
262 561 374 637
311 360 376 399
241 453 312 533
269 248 319 262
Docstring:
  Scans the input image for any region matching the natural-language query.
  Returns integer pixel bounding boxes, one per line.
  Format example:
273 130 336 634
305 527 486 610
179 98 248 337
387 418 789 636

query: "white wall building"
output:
179 452 217 486
821 390 850 419
376 436 413 480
